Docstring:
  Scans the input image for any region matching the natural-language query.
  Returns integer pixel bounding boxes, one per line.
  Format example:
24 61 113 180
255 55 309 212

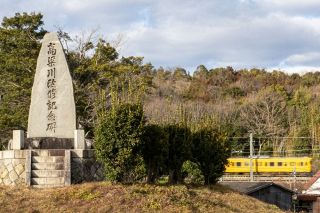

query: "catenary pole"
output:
250 133 254 182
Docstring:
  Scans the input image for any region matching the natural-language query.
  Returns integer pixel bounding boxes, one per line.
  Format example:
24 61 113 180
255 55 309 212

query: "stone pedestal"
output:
12 130 24 150
0 149 104 186
74 130 85 149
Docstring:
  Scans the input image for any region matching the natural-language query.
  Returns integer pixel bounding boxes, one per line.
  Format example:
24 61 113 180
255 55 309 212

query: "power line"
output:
256 137 313 139
228 136 313 139
229 134 320 157
232 148 320 152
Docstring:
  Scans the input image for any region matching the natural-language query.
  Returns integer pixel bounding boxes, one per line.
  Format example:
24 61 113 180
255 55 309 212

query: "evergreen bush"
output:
94 103 146 182
192 128 231 184
142 124 169 183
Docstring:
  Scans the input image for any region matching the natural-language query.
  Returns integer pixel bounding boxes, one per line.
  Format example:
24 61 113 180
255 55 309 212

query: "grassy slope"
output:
0 182 283 213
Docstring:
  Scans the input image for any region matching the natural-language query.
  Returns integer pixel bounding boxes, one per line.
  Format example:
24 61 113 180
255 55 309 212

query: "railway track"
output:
219 175 311 183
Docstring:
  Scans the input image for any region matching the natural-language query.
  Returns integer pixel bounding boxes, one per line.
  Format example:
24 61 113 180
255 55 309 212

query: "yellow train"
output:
225 157 312 174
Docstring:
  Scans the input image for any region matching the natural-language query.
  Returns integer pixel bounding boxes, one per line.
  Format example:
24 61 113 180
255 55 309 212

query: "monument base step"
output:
31 177 65 185
31 170 64 178
32 149 66 157
32 156 64 163
32 162 64 170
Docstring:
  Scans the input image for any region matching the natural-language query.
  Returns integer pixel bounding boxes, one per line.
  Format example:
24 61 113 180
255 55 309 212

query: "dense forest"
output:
1 12 320 159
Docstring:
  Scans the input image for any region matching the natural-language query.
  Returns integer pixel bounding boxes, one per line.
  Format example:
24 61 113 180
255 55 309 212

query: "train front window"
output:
236 162 241 167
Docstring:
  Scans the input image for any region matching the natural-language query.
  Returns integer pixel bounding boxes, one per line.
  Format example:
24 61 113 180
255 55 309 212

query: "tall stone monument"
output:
27 32 76 139
0 32 104 188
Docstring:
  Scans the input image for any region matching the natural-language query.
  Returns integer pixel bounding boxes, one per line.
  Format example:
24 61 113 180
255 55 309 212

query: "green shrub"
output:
181 160 204 185
94 103 146 182
142 124 169 183
164 125 192 184
192 128 231 185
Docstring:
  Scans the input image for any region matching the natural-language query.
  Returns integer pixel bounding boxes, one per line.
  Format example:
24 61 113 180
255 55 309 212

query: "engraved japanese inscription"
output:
46 42 57 133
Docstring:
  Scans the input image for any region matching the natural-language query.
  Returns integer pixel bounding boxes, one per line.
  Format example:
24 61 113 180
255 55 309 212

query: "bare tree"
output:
240 89 288 154
73 29 99 59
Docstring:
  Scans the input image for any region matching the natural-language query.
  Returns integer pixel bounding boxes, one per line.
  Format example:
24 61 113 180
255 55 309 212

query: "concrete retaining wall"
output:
71 150 105 183
0 150 26 185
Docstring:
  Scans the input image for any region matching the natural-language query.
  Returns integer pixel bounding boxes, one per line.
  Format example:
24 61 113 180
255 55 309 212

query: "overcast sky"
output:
2 0 320 73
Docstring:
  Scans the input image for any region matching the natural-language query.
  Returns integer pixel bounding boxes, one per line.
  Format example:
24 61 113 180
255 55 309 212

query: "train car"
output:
225 157 312 174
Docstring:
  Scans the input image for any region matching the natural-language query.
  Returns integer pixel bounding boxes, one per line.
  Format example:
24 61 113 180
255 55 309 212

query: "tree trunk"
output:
168 170 178 184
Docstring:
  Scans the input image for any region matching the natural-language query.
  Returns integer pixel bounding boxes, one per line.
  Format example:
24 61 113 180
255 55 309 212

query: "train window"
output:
230 162 234 166
265 162 267 166
300 162 303 166
290 162 295 166
284 163 287 166
244 162 249 166
236 162 241 167
305 162 308 166
278 162 282 166
259 162 262 166
270 162 274 166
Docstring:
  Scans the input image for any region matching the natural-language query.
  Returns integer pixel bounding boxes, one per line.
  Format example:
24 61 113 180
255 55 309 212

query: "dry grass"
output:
0 182 283 213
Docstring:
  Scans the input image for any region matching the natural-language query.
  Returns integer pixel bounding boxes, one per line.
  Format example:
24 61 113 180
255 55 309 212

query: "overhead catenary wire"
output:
232 148 320 154
228 135 319 157
228 136 313 139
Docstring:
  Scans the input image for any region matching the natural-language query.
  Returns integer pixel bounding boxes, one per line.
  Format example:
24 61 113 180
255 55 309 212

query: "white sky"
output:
2 0 320 73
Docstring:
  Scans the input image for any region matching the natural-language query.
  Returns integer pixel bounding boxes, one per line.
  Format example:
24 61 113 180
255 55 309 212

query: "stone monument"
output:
0 32 104 187
27 32 76 139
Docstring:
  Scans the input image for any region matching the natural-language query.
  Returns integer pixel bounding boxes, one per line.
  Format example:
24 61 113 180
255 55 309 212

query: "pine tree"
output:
0 12 46 148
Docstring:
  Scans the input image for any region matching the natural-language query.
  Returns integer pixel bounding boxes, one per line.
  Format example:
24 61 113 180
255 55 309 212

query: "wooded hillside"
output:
0 12 319 158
